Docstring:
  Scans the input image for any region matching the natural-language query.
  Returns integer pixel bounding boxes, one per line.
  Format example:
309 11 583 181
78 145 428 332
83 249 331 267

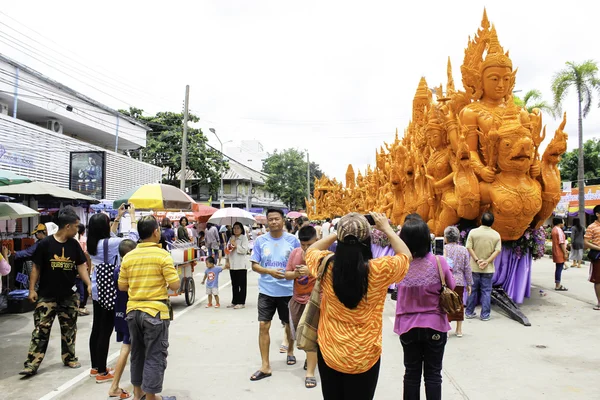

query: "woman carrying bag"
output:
305 212 411 400
395 214 456 400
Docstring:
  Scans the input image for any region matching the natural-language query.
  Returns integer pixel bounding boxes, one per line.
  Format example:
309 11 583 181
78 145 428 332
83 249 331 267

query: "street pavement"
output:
1 256 599 400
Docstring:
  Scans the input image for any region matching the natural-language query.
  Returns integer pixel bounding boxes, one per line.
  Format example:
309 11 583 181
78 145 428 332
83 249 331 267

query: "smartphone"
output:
364 214 375 225
124 203 130 209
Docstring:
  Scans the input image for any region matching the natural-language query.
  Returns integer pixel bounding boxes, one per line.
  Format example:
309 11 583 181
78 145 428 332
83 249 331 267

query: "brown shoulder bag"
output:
435 255 462 314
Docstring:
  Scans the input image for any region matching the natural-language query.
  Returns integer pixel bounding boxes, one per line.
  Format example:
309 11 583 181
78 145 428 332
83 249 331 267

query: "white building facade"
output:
0 54 161 200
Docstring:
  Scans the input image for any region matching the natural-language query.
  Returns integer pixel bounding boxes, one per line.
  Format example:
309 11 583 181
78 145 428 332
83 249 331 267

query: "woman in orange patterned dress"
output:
306 212 412 399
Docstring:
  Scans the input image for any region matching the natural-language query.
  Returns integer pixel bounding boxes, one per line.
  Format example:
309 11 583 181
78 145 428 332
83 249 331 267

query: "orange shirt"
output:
551 226 566 263
306 248 409 374
584 221 600 247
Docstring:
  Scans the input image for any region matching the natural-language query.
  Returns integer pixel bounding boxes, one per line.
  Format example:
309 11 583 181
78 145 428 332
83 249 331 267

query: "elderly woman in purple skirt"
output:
443 226 473 337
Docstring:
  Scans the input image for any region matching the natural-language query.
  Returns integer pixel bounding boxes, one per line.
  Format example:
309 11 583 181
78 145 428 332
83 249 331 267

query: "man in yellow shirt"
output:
118 216 180 400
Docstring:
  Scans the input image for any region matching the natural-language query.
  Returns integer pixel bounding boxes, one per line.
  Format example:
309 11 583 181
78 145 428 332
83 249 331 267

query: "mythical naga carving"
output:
308 9 567 241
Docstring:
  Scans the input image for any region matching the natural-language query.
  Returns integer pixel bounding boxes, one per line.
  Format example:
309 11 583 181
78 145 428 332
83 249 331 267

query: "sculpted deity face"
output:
428 129 444 149
497 134 533 173
482 66 512 101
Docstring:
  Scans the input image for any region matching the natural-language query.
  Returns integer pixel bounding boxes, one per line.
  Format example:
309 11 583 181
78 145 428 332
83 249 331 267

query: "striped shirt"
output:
118 242 179 320
306 248 409 374
584 221 600 247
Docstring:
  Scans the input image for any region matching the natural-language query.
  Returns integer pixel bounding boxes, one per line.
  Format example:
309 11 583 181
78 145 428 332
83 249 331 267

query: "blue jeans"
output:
555 263 564 284
466 273 493 319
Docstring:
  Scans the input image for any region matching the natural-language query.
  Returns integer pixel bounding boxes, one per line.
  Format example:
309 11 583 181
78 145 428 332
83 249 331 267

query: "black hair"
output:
87 213 111 256
481 212 494 227
332 236 371 309
295 216 304 226
399 215 431 259
232 222 245 235
326 218 331 222
180 216 189 226
119 239 137 258
285 220 293 233
553 217 563 226
161 217 172 228
572 218 583 230
199 231 205 238
57 206 80 229
78 223 86 236
206 256 215 264
266 208 284 218
594 205 600 219
298 225 317 242
138 215 159 240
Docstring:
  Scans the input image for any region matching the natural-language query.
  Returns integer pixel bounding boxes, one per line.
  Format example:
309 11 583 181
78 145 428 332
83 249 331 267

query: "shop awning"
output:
0 181 99 203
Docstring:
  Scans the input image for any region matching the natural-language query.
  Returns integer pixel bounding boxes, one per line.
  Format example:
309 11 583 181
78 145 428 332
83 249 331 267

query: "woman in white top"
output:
225 222 249 309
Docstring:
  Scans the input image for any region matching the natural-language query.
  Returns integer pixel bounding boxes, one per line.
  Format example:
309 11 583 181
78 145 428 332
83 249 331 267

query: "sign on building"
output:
70 151 106 200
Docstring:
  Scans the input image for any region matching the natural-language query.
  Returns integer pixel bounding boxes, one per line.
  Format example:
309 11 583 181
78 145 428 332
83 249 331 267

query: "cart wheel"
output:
184 277 195 306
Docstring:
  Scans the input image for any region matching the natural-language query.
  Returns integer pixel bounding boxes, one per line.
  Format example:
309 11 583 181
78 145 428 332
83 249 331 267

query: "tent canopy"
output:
0 181 99 203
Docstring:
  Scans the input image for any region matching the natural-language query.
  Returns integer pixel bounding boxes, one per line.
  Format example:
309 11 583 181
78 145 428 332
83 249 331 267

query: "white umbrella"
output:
0 203 39 220
208 208 256 226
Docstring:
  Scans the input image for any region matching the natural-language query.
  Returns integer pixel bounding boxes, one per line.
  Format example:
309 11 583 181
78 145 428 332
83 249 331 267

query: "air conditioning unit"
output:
0 102 8 116
46 119 63 134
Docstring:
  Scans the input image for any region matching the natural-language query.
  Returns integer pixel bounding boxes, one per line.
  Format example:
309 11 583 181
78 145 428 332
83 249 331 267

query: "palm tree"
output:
552 60 600 222
522 90 556 117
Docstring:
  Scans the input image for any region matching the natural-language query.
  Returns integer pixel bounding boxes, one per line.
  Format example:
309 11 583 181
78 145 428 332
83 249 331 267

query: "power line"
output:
0 12 175 110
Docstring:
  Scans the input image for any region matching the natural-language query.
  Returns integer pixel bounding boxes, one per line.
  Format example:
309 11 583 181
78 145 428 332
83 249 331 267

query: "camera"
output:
124 203 130 209
363 214 375 225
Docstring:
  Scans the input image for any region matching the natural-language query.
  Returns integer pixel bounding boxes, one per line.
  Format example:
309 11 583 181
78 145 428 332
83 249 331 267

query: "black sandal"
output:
305 376 317 388
555 286 568 291
250 370 272 381
287 355 297 365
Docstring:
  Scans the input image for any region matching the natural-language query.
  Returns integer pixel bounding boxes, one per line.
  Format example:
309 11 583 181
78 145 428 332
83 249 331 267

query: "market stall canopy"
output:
208 208 256 226
0 181 99 203
0 169 32 186
194 204 218 222
0 203 39 220
114 183 199 211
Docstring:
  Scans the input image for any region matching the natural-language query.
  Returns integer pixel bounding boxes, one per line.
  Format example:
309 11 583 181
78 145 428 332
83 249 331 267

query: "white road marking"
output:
38 273 231 400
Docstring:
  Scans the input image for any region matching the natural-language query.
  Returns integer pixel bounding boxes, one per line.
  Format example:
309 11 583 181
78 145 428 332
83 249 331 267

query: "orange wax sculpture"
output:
306 9 568 241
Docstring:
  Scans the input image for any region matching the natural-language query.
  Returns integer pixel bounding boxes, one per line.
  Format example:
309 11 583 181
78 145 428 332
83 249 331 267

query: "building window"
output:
224 183 231 194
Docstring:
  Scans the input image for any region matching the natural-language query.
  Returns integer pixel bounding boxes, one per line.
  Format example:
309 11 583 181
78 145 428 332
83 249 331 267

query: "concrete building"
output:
0 54 161 200
224 140 266 173
194 156 286 212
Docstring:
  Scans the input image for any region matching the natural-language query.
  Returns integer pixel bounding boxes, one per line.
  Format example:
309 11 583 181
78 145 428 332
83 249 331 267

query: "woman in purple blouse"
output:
395 214 456 400
443 226 473 338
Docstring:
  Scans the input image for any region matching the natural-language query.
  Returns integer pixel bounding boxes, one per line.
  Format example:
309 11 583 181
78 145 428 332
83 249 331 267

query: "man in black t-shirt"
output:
19 206 91 376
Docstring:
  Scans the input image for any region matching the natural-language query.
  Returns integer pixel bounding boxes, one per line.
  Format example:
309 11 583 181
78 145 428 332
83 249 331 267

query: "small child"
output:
284 225 319 389
108 239 137 399
201 256 228 308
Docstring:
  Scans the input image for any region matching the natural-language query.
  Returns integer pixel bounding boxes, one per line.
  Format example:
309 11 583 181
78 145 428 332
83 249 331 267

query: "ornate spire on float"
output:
446 57 455 95
346 165 355 189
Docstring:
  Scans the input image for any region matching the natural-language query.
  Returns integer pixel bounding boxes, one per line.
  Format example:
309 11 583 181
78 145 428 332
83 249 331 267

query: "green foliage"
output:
552 60 600 117
119 107 224 194
559 138 600 185
513 90 555 117
262 149 323 210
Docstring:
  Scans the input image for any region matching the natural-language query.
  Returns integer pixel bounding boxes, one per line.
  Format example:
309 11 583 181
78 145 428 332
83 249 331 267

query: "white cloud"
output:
2 0 598 181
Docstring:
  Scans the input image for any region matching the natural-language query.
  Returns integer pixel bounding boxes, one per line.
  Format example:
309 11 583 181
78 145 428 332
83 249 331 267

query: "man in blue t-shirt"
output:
249 209 300 382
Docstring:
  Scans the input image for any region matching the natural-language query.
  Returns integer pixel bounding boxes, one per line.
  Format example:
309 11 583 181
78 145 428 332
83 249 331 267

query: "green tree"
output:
120 107 224 194
262 149 323 210
521 89 556 116
559 139 600 185
552 60 600 219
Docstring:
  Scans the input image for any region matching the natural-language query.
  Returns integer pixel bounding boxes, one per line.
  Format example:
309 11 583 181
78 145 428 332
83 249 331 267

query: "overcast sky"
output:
2 1 599 182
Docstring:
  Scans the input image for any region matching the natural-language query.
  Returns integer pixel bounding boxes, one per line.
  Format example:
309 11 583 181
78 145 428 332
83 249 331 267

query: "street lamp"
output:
209 128 232 208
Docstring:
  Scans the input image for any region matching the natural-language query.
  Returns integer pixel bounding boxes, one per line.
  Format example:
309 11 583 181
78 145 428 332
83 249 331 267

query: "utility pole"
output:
180 85 190 191
306 151 310 200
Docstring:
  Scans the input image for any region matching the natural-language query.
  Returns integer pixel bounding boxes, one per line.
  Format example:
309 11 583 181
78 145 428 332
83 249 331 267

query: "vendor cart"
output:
168 240 200 306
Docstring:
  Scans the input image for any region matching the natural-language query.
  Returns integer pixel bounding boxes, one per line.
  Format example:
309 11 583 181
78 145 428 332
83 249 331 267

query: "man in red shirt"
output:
284 225 319 389
551 217 568 291
584 205 600 310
